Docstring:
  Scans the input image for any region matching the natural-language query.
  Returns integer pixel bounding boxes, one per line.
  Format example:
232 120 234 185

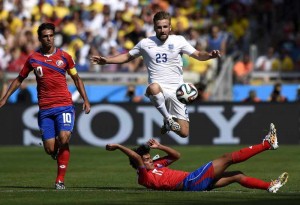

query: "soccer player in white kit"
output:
90 11 220 138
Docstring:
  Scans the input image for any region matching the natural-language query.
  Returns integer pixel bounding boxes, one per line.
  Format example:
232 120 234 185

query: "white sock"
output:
149 92 170 119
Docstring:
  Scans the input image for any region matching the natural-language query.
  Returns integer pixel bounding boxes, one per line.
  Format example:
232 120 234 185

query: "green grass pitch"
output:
0 145 299 205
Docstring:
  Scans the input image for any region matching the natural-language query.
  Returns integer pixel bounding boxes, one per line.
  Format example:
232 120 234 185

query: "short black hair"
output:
37 23 55 38
129 144 150 169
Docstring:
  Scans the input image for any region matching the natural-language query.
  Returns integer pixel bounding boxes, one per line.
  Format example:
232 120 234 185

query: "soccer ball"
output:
176 83 198 104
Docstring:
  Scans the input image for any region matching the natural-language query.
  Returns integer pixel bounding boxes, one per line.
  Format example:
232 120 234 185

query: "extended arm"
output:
190 50 221 61
106 144 144 167
90 53 136 65
0 76 23 108
70 73 91 114
147 139 181 161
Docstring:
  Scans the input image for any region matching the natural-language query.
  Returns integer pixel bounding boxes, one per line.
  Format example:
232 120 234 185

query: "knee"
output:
178 130 189 138
58 132 71 146
235 171 244 176
44 146 55 155
146 83 161 95
59 137 70 147
221 153 234 164
177 121 189 138
234 171 245 181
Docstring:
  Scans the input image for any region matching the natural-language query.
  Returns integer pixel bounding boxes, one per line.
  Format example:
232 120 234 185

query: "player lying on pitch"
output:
106 123 288 193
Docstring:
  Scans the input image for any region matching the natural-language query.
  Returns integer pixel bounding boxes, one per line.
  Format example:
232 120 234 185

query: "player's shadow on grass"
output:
75 186 146 191
0 185 146 191
0 185 46 189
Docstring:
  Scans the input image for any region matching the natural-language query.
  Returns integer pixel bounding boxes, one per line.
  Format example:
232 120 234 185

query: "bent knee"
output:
234 171 246 181
44 147 55 155
177 130 189 138
146 83 161 95
177 120 189 138
221 153 234 163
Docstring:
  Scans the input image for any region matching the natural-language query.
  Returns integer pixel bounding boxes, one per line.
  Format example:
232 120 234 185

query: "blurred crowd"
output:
1 0 300 85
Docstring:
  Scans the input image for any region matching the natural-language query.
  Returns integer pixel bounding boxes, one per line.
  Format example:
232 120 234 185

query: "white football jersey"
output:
129 35 196 90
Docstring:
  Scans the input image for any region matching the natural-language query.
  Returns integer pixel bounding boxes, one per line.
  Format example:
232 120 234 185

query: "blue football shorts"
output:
38 106 75 141
182 161 215 191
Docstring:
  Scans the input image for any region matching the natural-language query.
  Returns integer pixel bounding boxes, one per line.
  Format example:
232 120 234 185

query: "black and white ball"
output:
176 83 198 104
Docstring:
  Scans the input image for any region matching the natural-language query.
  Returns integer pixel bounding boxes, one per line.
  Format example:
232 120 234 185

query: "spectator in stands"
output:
279 49 294 72
16 82 32 104
206 25 227 75
0 69 8 98
233 53 253 84
243 90 261 102
31 0 54 22
125 17 147 45
255 47 279 71
254 46 280 83
187 42 216 84
125 84 143 103
207 25 227 57
268 82 287 102
194 82 210 102
295 86 300 102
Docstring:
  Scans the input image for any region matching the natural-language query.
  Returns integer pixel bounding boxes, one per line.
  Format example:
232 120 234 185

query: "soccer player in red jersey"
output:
0 23 91 189
106 123 288 193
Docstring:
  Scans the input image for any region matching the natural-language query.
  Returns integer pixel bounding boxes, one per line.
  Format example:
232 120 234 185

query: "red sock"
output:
56 145 70 183
232 142 270 163
240 176 270 190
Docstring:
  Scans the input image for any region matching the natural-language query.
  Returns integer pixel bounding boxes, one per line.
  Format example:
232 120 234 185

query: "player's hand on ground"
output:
106 144 119 151
147 138 160 149
90 56 107 65
210 50 221 58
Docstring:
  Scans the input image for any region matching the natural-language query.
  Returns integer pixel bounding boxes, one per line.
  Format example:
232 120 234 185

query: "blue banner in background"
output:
233 84 299 102
8 85 150 103
8 84 300 103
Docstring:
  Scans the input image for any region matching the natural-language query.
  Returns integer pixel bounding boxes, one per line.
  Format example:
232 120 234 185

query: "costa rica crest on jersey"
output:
56 60 64 67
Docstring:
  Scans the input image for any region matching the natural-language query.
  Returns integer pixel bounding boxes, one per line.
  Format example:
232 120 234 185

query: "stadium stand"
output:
1 0 300 102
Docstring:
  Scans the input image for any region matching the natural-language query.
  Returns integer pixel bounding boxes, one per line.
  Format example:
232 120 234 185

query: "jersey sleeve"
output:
62 50 76 70
129 40 142 57
154 156 176 167
178 35 196 56
67 67 78 76
19 57 33 79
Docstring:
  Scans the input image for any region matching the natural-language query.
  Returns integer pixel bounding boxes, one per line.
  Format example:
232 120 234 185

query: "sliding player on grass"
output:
106 123 288 193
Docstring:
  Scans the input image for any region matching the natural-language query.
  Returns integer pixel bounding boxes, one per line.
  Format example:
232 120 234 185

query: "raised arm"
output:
190 50 221 61
106 143 144 167
147 139 181 161
90 53 136 65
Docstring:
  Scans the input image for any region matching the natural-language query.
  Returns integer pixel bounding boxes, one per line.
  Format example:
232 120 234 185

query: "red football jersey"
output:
137 156 189 190
19 48 75 109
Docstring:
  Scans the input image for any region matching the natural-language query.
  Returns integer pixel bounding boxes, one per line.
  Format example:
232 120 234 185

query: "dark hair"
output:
153 11 171 24
37 23 55 38
129 144 150 169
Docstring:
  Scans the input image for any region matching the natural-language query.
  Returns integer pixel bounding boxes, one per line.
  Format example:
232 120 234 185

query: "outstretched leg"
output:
212 171 288 193
213 171 270 190
212 123 278 179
